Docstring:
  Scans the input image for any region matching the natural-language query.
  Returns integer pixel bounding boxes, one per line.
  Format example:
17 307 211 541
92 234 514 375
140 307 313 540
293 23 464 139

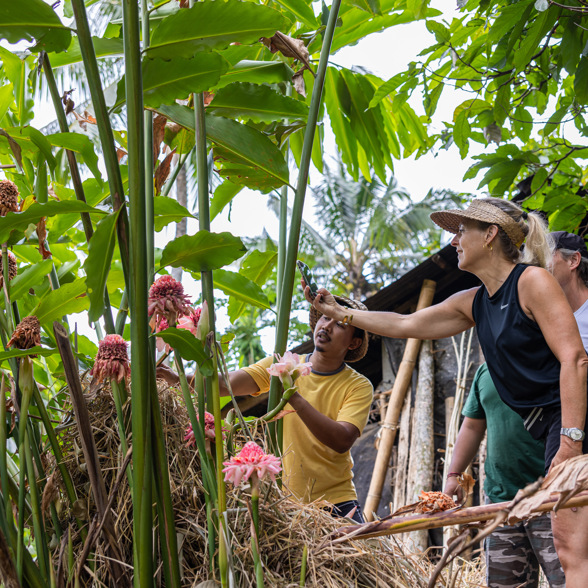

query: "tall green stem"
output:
193 65 227 582
267 0 343 442
70 0 131 290
0 375 8 521
142 1 155 285
42 52 116 334
121 0 153 584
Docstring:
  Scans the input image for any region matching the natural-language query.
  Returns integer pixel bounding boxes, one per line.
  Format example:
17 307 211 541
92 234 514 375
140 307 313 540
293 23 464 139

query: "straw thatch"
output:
47 380 485 587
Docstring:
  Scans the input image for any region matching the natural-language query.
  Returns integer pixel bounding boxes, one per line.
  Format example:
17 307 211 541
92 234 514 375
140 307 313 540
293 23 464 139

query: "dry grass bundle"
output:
49 381 485 587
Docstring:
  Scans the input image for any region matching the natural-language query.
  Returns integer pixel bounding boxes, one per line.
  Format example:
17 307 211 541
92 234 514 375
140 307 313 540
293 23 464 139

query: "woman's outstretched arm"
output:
302 281 478 341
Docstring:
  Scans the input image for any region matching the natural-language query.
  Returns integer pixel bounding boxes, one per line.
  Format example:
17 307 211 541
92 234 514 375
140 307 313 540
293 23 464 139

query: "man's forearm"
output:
287 392 359 454
447 417 487 474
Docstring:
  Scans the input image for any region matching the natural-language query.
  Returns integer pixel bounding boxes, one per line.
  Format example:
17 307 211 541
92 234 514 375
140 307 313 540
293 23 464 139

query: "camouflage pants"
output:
485 512 565 588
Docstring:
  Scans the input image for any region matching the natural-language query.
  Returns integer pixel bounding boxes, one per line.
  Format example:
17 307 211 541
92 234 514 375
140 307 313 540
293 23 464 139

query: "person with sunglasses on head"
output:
303 198 588 586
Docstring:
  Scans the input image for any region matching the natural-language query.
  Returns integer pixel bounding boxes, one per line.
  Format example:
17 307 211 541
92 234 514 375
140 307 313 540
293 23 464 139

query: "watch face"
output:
571 429 584 441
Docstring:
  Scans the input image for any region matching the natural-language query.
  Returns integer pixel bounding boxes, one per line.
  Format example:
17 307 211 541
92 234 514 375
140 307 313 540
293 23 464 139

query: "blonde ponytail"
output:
479 198 552 268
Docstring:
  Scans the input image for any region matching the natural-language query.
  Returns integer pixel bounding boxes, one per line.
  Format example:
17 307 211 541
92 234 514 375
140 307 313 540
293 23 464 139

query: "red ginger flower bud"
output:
8 316 41 352
91 334 130 384
148 275 192 326
0 251 17 288
0 180 19 216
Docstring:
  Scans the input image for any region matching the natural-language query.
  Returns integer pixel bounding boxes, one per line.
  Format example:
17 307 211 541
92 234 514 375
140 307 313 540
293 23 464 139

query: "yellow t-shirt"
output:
242 355 373 504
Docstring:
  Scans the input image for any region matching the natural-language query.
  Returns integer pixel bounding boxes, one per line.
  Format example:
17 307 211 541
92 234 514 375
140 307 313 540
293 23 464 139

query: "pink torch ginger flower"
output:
185 411 225 447
148 275 192 326
177 307 201 336
91 334 130 383
267 351 312 389
222 441 281 487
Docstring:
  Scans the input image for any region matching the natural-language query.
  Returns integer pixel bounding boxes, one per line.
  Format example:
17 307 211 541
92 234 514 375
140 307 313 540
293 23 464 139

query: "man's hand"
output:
287 391 360 454
443 476 465 503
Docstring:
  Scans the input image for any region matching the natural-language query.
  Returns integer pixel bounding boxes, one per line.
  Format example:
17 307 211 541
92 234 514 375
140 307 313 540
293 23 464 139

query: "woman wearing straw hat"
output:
303 197 588 586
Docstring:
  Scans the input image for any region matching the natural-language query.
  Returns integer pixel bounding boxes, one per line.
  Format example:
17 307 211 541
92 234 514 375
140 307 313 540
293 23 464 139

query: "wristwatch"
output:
561 427 585 442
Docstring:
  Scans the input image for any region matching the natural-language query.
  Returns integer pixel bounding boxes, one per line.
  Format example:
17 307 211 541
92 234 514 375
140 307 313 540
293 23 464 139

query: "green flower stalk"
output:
91 335 131 461
222 442 282 587
263 352 312 422
8 316 40 583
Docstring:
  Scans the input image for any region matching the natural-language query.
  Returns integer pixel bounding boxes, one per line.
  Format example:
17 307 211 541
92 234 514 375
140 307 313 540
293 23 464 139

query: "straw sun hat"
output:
430 199 526 248
309 296 369 363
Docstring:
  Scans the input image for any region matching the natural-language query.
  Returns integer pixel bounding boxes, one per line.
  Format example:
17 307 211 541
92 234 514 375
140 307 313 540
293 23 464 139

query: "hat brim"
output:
430 210 478 234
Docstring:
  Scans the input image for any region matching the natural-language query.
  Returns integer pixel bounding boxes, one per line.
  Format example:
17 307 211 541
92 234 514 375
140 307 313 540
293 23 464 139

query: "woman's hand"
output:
549 436 584 472
301 280 342 320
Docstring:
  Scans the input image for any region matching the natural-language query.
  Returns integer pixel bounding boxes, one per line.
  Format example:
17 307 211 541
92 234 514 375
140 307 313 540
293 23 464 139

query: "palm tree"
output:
275 162 468 299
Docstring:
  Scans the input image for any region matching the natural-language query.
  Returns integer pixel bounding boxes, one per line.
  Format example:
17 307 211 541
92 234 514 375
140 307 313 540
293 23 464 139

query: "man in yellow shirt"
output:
223 296 374 522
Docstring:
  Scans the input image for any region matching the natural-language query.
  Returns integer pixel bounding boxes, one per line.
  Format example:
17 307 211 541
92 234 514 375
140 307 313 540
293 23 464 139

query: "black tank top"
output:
472 264 560 414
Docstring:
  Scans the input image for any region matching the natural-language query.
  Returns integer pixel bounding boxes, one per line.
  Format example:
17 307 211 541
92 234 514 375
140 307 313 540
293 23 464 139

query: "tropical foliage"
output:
1 0 585 584
382 0 588 230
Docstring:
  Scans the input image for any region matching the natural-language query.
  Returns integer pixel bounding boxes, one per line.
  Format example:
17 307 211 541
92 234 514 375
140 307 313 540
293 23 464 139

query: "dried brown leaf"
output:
153 114 168 163
260 32 313 73
116 148 128 163
292 70 306 97
0 130 22 170
154 148 176 195
508 454 588 523
457 472 475 506
203 91 215 107
42 472 60 518
37 217 52 260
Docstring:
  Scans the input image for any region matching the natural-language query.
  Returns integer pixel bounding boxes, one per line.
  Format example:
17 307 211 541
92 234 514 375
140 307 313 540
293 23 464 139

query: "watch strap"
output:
560 427 586 441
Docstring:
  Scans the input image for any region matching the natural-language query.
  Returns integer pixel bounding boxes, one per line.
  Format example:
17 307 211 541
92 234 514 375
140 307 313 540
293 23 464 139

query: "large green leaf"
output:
154 196 195 231
155 328 213 375
347 0 381 15
0 201 106 243
210 181 242 221
161 230 247 272
8 259 53 302
0 0 72 53
0 346 58 363
0 84 14 124
271 0 317 28
227 250 277 320
214 60 293 89
325 67 358 179
32 280 89 325
574 57 588 105
513 7 560 73
214 268 271 309
147 0 289 59
330 6 439 53
115 53 229 109
3 126 56 170
47 133 102 182
84 209 121 323
240 250 277 286
153 103 289 191
48 37 124 68
208 82 308 123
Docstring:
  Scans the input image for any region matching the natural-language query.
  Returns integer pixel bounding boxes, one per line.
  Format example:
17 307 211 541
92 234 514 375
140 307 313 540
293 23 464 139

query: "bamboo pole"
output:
364 279 437 520
406 339 434 552
335 490 588 541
